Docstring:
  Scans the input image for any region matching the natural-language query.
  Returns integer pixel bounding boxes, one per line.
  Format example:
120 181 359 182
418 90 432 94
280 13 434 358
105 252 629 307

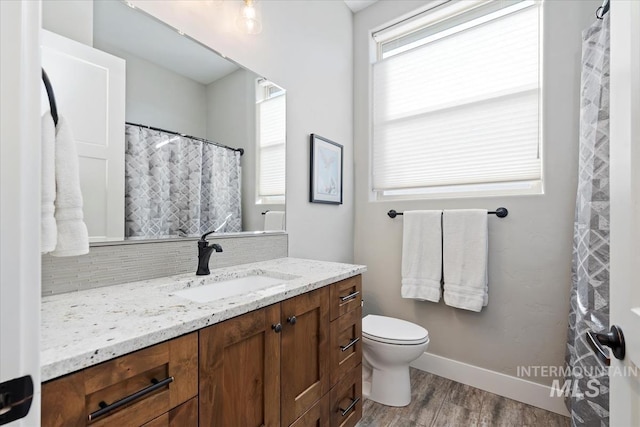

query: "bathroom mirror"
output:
44 0 286 243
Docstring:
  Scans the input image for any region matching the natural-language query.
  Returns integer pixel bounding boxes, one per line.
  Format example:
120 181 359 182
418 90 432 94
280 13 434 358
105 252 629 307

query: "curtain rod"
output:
125 121 244 155
387 208 508 218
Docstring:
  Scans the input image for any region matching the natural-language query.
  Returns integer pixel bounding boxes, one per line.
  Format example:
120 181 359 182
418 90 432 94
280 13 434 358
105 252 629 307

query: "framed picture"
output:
310 134 343 204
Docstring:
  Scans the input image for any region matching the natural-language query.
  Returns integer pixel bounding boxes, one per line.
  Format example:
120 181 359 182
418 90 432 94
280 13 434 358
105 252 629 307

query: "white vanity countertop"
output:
41 257 366 382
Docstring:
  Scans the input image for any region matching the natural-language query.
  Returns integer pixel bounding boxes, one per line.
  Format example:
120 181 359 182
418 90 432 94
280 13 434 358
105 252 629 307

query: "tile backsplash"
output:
42 233 288 296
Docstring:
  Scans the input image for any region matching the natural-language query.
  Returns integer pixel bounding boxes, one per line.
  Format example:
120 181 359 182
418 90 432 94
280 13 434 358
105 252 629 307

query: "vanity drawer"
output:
329 365 362 427
42 332 198 427
330 306 362 387
329 275 362 321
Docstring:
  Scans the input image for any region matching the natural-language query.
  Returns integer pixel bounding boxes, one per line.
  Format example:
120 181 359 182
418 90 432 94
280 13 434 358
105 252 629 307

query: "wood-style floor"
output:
356 368 570 427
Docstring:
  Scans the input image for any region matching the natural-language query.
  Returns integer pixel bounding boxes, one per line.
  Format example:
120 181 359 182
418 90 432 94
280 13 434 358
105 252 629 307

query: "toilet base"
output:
367 365 411 407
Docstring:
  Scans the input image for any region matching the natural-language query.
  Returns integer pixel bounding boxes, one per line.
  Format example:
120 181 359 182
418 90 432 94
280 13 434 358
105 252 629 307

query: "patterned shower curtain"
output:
565 13 610 426
125 125 242 238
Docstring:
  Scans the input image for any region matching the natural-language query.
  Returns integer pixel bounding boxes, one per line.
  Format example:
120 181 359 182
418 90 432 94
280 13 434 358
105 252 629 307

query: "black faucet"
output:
196 230 223 275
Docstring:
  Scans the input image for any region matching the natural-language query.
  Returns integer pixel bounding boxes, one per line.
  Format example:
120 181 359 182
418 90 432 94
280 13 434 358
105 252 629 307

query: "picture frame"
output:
309 134 343 204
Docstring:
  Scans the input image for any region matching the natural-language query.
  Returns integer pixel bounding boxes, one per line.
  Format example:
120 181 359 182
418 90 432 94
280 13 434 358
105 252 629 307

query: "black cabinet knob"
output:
272 323 282 333
287 316 297 325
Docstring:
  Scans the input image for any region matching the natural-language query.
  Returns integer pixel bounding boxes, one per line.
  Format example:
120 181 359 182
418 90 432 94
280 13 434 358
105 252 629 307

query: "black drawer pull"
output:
339 291 360 302
340 337 360 352
87 376 174 421
339 397 360 417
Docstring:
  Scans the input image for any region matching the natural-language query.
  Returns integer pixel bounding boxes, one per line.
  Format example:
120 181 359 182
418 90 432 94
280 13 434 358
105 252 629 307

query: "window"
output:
256 79 286 204
371 0 542 199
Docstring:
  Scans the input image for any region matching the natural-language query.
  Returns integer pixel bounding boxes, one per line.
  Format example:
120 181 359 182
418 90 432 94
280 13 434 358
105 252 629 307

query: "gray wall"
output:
95 42 209 139
206 68 280 232
135 0 355 263
353 0 600 386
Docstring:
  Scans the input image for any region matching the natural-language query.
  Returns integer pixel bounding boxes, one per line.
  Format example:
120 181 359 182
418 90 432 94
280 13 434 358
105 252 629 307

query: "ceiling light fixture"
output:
236 0 262 35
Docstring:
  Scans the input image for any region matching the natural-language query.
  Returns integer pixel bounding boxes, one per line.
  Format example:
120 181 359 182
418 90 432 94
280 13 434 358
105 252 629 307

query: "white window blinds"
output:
372 1 541 193
258 93 286 197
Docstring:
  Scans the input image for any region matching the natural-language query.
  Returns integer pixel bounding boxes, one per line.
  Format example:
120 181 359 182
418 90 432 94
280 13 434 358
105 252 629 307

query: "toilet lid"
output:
362 315 429 345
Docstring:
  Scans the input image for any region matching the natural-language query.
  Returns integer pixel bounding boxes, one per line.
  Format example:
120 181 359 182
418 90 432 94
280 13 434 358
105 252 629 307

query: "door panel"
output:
41 29 125 242
0 1 41 425
609 1 640 425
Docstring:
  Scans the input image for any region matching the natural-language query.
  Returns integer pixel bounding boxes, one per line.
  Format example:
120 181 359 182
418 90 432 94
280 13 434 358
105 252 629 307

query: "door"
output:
199 305 281 427
41 29 125 242
281 287 330 426
609 1 640 425
0 1 41 425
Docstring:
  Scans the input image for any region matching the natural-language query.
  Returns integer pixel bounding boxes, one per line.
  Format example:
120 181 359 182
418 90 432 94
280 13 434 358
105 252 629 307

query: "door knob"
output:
272 323 282 333
287 316 297 325
586 325 625 366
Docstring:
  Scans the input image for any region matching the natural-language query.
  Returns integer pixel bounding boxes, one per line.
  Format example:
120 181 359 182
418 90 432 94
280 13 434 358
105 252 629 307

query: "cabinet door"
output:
199 304 281 427
281 287 330 426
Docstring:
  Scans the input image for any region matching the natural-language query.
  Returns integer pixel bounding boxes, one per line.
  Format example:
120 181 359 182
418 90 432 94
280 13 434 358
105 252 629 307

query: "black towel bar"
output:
387 208 508 219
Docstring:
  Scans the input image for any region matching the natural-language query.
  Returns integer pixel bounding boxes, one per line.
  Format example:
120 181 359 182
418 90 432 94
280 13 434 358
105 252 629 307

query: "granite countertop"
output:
41 257 366 382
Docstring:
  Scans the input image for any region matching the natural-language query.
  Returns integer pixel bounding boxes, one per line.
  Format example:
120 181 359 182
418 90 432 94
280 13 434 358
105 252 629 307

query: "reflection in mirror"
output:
45 0 286 242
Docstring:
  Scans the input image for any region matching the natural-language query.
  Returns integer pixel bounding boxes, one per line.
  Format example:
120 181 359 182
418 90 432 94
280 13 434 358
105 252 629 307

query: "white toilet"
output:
362 315 429 407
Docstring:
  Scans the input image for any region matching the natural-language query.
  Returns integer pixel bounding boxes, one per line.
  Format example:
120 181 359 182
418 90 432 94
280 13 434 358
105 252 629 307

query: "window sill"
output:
256 195 285 205
372 180 543 201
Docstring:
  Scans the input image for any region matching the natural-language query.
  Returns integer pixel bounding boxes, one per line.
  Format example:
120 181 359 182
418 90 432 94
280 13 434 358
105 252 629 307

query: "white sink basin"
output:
172 274 289 303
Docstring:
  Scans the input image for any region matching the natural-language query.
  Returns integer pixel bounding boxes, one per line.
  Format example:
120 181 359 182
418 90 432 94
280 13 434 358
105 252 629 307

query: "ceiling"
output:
93 1 239 86
92 0 378 84
344 0 379 13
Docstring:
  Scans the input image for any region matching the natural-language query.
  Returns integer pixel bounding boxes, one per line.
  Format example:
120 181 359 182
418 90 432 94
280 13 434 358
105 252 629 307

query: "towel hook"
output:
41 68 59 126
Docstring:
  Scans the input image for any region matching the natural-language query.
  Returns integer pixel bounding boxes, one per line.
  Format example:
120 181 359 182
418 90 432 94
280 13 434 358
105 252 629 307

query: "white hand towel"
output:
401 210 442 302
41 112 57 253
443 209 488 312
50 115 89 257
264 211 285 231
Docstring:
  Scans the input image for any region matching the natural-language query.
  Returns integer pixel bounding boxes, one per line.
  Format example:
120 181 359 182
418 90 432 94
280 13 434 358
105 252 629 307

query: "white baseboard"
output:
410 352 570 417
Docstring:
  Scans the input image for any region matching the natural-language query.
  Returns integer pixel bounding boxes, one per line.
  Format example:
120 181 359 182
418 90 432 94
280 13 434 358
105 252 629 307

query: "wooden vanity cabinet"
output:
41 332 198 427
42 274 362 427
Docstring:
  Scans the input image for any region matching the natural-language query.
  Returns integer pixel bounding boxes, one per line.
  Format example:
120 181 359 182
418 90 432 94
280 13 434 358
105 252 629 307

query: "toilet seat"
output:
362 315 429 346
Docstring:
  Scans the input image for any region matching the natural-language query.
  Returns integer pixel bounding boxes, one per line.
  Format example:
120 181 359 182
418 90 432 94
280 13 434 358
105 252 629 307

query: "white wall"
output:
354 0 600 386
42 0 93 45
132 0 355 262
